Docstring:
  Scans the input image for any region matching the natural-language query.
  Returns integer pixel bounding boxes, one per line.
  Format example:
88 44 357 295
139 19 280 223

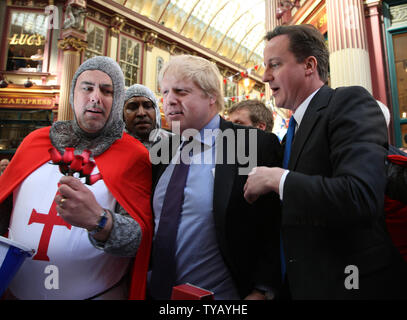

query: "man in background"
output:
228 99 274 133
123 84 171 150
0 159 9 175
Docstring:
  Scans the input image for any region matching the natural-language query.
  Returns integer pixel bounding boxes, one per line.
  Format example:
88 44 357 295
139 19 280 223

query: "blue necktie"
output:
150 140 192 299
283 116 297 169
281 116 296 281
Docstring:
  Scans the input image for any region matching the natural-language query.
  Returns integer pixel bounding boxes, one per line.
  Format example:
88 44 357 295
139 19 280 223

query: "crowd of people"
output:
0 24 406 300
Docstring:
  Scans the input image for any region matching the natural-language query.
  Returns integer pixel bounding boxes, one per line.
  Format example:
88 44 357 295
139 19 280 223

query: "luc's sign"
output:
9 34 45 46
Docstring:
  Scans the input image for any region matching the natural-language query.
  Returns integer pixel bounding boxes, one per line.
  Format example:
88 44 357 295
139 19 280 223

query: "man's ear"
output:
256 122 267 131
304 56 318 76
209 95 216 105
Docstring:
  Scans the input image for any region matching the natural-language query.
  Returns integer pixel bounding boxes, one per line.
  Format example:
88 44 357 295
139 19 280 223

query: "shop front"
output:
0 86 58 158
0 1 60 160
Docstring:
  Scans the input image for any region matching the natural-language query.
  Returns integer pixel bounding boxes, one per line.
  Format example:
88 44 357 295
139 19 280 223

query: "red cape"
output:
0 127 153 300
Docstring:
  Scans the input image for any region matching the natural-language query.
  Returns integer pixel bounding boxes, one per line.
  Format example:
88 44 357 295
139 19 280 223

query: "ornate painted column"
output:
326 0 373 93
265 0 281 104
57 1 87 121
108 15 125 61
266 0 280 33
364 1 389 105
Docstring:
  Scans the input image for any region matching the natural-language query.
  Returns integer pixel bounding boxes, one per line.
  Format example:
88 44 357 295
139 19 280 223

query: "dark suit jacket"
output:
283 85 407 299
151 117 282 298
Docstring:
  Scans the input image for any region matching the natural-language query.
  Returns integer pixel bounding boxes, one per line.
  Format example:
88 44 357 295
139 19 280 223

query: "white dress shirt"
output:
279 88 321 200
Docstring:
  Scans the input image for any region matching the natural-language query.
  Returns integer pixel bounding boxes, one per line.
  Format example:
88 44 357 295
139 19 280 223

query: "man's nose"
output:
136 105 147 116
262 70 273 83
90 89 101 104
164 90 177 106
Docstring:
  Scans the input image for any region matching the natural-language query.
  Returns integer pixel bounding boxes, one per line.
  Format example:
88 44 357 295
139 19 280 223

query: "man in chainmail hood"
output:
0 56 153 300
123 84 171 150
50 56 125 156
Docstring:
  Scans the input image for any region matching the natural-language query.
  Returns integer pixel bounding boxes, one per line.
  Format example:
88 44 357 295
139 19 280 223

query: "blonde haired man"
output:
149 55 282 300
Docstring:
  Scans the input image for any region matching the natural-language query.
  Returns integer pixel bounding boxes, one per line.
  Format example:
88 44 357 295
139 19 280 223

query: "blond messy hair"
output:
158 55 224 113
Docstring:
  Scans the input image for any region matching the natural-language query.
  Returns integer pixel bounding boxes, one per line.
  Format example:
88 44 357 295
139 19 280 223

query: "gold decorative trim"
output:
142 30 158 51
58 37 88 52
110 14 126 34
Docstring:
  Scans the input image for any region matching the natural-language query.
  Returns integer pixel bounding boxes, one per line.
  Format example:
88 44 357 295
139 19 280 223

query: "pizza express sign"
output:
9 34 45 46
0 95 54 109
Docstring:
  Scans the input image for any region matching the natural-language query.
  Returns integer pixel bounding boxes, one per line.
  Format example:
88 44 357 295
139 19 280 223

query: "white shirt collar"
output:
292 88 321 127
180 114 220 148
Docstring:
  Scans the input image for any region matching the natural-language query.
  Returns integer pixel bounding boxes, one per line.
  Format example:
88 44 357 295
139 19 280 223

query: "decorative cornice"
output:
110 14 126 34
8 0 48 7
364 0 382 17
58 36 88 52
389 3 407 26
142 30 158 51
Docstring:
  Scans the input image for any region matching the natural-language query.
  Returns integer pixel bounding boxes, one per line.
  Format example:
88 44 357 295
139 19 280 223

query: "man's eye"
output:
101 88 113 95
125 106 136 112
143 103 153 109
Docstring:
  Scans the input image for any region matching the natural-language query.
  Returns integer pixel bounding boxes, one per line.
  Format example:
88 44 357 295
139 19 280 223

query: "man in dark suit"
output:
148 54 282 300
244 24 407 299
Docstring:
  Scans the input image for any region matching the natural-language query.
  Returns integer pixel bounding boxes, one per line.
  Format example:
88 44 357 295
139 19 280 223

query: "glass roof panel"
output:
171 0 197 16
191 0 266 64
115 0 267 68
193 0 224 23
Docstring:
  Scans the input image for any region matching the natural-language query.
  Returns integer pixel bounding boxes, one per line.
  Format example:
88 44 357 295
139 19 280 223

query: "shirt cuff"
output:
279 170 290 201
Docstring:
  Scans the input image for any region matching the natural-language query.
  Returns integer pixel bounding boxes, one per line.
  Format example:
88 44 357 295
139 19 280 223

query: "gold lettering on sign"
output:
9 34 44 46
9 34 18 45
0 97 53 106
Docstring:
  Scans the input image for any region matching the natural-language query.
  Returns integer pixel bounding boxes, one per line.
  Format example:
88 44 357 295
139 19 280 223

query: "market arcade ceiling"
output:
111 0 267 72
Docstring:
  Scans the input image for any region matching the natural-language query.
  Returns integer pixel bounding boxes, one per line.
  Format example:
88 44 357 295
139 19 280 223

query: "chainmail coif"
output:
49 56 125 157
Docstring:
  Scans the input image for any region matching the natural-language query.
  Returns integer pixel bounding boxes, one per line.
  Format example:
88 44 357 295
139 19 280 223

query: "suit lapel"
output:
289 85 333 169
213 118 237 223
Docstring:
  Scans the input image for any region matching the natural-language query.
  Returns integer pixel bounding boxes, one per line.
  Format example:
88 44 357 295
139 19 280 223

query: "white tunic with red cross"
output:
7 162 131 300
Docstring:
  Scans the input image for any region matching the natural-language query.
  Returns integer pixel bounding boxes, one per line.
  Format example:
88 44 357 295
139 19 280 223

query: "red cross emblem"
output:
28 194 71 261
